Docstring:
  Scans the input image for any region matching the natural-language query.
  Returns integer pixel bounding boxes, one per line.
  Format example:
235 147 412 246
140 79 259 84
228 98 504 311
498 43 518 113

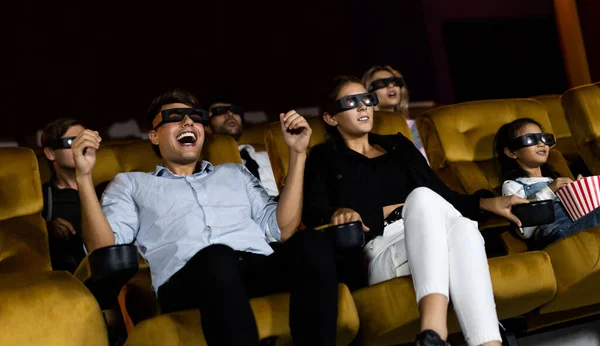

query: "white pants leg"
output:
365 187 501 346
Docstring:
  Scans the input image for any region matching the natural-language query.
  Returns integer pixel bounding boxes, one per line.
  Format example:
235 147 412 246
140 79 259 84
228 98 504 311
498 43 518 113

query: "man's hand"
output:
480 195 529 227
48 218 76 240
72 130 101 177
548 177 573 193
280 110 312 154
331 208 370 232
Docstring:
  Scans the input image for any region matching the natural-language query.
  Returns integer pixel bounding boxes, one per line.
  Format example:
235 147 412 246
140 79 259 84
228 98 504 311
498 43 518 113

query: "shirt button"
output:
336 173 342 179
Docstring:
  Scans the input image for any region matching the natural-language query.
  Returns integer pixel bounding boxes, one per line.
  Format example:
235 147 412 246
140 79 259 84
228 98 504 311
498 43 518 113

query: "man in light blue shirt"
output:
71 89 338 346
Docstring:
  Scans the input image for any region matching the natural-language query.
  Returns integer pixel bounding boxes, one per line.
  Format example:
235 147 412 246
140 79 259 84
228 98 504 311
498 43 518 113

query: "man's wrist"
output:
75 173 93 187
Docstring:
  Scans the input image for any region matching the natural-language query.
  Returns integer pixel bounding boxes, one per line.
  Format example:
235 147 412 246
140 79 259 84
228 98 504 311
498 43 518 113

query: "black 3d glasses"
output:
508 133 556 151
153 108 209 130
328 93 379 115
368 76 404 92
49 136 76 150
210 105 244 117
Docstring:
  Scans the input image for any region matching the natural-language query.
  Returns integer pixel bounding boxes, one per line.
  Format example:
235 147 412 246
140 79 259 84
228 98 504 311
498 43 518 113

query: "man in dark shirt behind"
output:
41 119 87 273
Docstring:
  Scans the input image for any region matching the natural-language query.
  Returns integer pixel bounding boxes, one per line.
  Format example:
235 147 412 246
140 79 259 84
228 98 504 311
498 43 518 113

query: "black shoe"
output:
415 329 450 346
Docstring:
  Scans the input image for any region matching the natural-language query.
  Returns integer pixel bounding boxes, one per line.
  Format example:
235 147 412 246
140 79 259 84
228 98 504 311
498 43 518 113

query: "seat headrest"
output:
420 99 553 166
561 82 600 143
0 147 43 221
532 95 571 139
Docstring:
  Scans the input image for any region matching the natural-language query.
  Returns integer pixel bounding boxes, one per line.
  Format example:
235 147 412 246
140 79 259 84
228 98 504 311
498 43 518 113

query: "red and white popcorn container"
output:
556 176 600 221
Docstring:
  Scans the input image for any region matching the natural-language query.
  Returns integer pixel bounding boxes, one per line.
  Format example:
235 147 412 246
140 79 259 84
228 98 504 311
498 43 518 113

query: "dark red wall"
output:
1 0 593 144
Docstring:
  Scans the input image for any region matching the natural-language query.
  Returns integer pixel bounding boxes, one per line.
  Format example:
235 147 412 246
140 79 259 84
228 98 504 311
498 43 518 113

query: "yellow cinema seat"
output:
0 271 108 346
239 122 270 152
0 147 51 273
561 82 600 175
0 147 108 345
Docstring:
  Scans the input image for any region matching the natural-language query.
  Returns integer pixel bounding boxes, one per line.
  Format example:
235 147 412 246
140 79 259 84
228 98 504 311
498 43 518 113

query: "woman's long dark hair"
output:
493 118 559 182
319 75 363 143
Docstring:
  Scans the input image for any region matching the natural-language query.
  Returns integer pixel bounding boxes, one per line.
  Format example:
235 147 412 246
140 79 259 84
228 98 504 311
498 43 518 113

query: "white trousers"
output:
363 187 501 346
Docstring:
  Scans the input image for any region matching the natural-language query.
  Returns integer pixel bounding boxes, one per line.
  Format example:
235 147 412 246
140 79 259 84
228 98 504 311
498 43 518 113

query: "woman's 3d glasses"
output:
49 136 76 150
328 93 379 115
210 105 244 117
153 108 209 130
368 77 404 92
508 133 556 151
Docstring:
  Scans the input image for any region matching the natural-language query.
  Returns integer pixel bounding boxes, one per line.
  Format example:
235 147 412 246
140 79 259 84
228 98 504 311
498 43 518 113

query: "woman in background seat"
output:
302 75 528 346
362 65 428 164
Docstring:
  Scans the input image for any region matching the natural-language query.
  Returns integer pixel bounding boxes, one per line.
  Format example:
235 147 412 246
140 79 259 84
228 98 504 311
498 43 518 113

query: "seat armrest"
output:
75 244 140 310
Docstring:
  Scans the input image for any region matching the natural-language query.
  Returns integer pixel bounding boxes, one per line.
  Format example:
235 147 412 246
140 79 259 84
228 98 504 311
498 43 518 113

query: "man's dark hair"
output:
147 88 200 158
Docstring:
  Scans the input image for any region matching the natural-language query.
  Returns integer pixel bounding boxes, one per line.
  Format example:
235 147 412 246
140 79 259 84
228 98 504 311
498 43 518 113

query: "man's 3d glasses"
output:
153 108 209 130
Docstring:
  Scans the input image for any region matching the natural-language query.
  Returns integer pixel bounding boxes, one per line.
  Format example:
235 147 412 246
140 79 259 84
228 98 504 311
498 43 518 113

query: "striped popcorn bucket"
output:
556 176 600 221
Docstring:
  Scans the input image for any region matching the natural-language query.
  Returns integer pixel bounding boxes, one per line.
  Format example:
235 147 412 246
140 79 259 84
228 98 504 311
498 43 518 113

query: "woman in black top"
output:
302 76 527 346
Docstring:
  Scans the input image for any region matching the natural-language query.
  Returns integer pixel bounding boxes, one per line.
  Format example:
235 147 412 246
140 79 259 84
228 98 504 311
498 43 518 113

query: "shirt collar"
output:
153 160 214 177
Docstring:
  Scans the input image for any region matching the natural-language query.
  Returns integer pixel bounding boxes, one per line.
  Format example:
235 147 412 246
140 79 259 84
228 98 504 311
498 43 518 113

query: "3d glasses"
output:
368 76 404 92
49 136 76 150
507 133 556 151
153 108 209 130
210 105 244 117
328 93 379 115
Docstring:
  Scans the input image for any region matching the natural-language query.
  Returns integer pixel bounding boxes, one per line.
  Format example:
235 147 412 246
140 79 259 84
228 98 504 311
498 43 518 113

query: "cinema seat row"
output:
2 82 600 345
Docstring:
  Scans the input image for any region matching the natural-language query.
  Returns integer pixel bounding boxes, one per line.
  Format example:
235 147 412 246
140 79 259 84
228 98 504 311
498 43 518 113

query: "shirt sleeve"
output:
238 164 281 242
101 173 140 245
502 180 526 198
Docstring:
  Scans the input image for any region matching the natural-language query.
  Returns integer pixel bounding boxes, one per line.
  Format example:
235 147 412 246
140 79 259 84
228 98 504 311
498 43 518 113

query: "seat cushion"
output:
124 283 359 346
352 251 556 346
540 226 600 313
0 271 107 346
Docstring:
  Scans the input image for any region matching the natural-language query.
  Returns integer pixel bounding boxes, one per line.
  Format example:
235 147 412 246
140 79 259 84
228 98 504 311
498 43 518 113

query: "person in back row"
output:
362 65 429 164
72 89 338 346
303 76 529 346
41 118 87 273
208 97 279 197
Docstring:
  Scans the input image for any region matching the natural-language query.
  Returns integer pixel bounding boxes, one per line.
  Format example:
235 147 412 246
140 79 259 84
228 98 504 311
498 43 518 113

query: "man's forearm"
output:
276 151 306 241
77 175 115 252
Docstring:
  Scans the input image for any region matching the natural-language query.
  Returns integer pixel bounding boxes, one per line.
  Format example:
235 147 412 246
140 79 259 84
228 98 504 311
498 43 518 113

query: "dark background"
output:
0 0 598 143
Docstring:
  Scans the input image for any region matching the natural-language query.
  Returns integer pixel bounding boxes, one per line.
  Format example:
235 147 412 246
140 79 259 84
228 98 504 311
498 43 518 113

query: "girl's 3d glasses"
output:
210 105 244 117
153 108 209 130
368 76 404 92
508 133 556 151
328 93 379 115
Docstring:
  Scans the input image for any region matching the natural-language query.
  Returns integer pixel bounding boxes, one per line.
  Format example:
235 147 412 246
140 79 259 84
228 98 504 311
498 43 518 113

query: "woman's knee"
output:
404 187 454 218
448 218 484 246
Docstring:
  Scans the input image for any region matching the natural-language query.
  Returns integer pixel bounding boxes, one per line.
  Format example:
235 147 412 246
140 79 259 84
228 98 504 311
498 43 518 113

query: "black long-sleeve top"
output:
302 133 493 242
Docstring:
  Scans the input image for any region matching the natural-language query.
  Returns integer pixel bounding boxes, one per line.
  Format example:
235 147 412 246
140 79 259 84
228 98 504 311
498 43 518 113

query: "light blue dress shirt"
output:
101 161 281 292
